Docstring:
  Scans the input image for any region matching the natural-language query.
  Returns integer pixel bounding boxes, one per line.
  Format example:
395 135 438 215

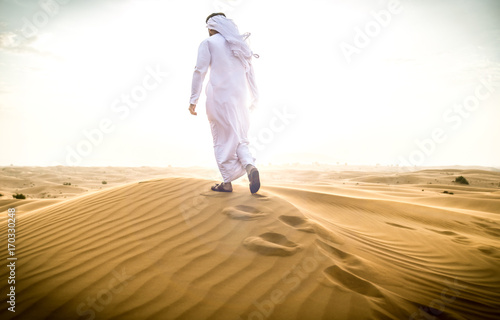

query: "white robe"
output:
190 33 256 183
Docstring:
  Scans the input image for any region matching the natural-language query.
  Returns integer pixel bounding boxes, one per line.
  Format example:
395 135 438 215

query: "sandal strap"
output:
211 182 231 192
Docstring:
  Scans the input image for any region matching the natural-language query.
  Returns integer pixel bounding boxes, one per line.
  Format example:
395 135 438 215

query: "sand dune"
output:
1 167 499 319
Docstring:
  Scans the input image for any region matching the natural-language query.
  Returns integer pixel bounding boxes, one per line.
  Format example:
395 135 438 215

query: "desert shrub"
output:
0 193 3 196
12 193 26 199
443 191 454 195
63 182 71 185
102 181 107 184
455 176 469 185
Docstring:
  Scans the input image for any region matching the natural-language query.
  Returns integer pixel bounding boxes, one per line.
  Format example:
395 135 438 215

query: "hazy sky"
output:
1 0 499 168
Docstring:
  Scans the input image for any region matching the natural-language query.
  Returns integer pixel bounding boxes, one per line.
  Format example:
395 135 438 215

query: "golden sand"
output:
1 166 499 319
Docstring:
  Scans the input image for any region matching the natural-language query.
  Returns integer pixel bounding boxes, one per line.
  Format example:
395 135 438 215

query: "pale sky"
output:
1 0 499 168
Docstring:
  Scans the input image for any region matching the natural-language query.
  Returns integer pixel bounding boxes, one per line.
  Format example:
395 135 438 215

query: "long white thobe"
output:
190 33 256 183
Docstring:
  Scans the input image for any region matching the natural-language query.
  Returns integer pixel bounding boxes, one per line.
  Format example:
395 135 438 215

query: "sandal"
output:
211 182 233 192
248 167 260 194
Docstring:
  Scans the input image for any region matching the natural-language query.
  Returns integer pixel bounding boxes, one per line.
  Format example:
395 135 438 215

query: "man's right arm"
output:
190 40 211 108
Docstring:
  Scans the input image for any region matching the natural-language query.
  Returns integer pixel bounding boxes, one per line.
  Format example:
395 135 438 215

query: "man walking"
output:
189 13 260 194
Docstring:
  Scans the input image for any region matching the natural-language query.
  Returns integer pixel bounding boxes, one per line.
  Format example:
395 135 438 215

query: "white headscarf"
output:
207 15 259 108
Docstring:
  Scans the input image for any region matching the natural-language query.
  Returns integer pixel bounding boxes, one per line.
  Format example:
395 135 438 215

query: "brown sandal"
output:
211 182 233 192
248 167 260 194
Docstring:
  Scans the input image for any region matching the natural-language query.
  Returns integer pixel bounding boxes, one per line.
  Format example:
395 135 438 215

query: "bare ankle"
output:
245 164 255 174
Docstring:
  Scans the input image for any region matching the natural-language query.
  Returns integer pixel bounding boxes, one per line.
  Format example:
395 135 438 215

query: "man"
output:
189 13 260 194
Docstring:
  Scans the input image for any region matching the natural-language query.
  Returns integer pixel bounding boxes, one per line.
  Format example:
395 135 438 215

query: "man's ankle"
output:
245 164 255 174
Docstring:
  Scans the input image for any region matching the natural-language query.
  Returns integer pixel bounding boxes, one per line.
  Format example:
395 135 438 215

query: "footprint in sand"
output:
426 228 458 236
452 236 471 245
322 265 382 297
279 215 316 233
222 205 267 220
385 222 415 230
477 245 500 259
473 221 500 237
316 239 353 261
427 228 472 245
252 194 270 201
243 232 301 256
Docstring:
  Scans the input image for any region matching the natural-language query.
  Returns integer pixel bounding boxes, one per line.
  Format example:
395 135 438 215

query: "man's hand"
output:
189 104 197 116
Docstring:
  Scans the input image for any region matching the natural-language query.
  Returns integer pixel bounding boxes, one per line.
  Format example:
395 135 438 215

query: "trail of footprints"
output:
220 195 381 298
221 196 308 256
425 216 500 259
221 193 500 303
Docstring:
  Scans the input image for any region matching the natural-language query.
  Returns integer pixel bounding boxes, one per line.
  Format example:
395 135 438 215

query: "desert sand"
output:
1 165 499 319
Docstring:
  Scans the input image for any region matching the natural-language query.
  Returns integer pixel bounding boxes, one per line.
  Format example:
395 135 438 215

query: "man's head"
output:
206 12 226 36
206 12 225 23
